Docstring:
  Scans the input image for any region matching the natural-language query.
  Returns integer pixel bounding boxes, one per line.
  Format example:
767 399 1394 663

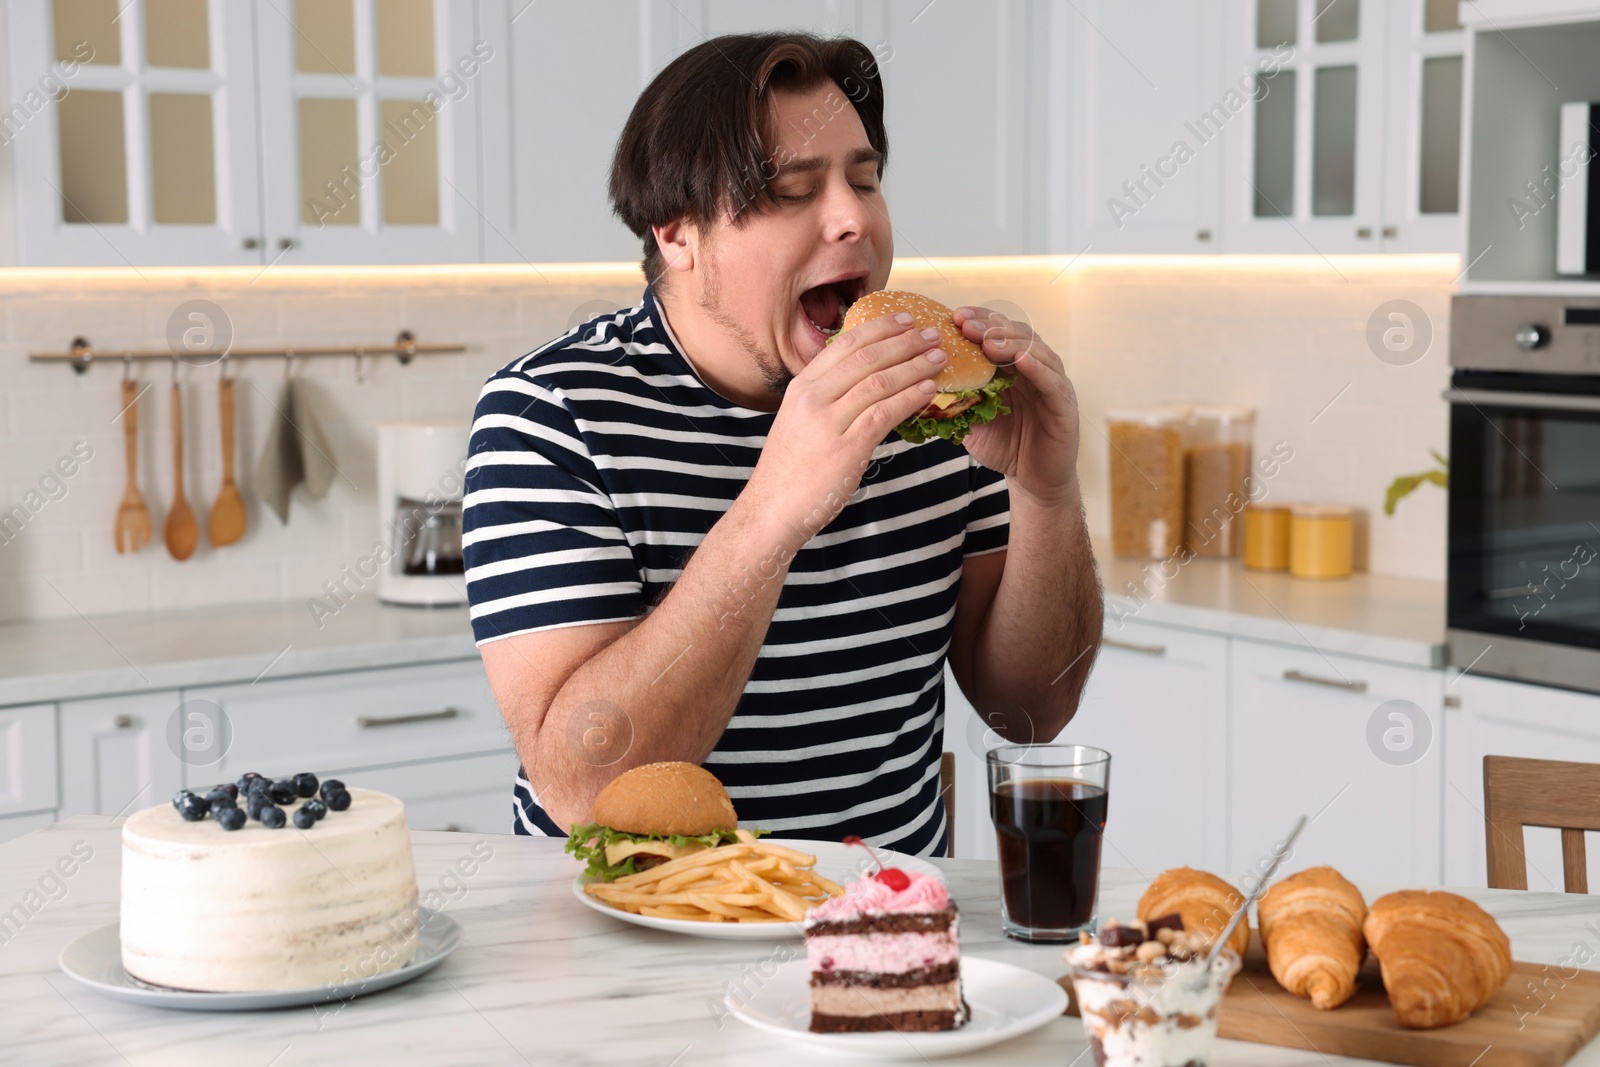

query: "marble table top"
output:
2 817 1597 1067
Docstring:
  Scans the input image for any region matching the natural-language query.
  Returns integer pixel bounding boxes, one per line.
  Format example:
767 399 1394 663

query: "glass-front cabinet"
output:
1223 0 1463 253
8 0 262 265
5 0 479 266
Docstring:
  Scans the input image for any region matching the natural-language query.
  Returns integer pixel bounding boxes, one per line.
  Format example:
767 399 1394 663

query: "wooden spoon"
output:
209 377 246 546
164 381 199 561
113 379 154 554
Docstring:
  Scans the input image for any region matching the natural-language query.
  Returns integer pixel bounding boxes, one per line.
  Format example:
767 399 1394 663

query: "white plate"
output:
571 839 944 940
57 907 462 1011
728 955 1067 1059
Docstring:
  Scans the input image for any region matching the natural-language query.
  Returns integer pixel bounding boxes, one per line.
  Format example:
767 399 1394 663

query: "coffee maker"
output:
377 423 469 606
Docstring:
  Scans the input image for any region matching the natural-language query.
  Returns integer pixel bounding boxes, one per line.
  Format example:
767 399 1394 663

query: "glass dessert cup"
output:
1065 948 1241 1067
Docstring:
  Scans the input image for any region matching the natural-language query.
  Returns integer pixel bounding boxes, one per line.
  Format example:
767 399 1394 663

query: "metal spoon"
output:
1203 814 1308 972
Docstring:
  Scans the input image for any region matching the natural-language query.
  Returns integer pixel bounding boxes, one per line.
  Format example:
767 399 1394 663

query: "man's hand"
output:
749 312 947 542
951 306 1080 508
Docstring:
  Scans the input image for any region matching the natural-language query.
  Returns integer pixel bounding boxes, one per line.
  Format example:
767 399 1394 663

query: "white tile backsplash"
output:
0 257 1457 625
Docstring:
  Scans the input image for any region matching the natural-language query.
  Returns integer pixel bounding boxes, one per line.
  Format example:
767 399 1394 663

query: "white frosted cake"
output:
120 786 419 992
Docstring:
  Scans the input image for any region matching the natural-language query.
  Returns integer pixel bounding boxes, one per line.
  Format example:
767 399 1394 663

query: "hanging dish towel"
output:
255 379 337 524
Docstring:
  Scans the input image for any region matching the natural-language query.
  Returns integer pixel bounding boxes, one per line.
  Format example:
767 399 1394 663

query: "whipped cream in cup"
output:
1064 931 1240 1067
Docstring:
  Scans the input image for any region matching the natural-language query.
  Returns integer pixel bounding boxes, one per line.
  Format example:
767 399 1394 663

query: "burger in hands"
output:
565 761 762 882
830 290 1016 445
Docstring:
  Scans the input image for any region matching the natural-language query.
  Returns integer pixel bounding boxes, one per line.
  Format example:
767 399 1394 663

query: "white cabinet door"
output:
7 0 263 265
1379 0 1465 252
1060 0 1225 254
943 665 993 861
1065 622 1230 873
1442 674 1600 892
1220 0 1388 253
182 660 510 787
255 0 482 264
1229 641 1444 885
344 750 520 833
59 692 184 819
0 703 57 816
859 0 1042 256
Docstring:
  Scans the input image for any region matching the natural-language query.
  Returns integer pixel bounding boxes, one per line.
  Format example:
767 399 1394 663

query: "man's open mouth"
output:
798 274 869 343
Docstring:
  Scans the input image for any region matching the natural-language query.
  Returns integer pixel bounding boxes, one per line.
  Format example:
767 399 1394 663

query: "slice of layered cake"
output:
804 860 968 1033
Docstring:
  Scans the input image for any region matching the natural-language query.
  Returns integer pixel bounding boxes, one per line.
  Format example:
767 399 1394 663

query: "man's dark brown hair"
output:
609 32 889 285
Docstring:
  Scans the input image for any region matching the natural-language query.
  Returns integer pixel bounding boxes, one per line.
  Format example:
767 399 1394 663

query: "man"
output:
464 32 1101 855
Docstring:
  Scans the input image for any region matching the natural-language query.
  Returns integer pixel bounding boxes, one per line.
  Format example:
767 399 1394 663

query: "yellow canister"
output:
1289 505 1354 579
1243 505 1291 571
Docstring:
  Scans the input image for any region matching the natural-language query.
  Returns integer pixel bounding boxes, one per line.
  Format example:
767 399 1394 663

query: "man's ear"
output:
651 219 696 278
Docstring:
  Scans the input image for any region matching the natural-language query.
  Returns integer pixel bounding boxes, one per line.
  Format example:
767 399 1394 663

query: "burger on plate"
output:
830 290 1015 445
565 761 760 881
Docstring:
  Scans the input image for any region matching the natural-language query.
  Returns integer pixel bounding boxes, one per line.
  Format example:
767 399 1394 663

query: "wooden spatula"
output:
113 379 153 554
165 380 199 561
209 377 246 546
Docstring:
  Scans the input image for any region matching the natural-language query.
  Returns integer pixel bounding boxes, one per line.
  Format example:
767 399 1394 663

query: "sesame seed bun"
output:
841 290 997 394
590 761 739 837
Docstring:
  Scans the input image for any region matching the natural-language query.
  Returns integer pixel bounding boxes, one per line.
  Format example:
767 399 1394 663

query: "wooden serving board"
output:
1061 929 1600 1067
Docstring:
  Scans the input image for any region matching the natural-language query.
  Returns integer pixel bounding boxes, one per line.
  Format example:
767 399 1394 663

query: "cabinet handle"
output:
241 237 260 250
442 823 463 832
1356 227 1373 239
357 707 460 728
1195 229 1213 242
1104 637 1167 657
1382 225 1397 239
113 714 134 729
277 237 297 251
1282 669 1367 693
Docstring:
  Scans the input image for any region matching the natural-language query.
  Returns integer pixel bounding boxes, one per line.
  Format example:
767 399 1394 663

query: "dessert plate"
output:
58 906 462 1011
728 956 1068 1059
572 839 943 941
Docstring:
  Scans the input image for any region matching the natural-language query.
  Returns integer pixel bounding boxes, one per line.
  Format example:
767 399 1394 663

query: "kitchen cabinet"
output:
59 692 184 819
1219 0 1463 253
6 0 262 266
1057 0 1225 254
1441 673 1600 892
1229 640 1444 885
0 703 58 817
181 660 512 786
1060 622 1230 873
347 750 520 833
5 0 481 266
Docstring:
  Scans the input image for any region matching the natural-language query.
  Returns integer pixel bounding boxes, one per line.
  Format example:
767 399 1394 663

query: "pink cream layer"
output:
807 932 959 974
806 871 951 923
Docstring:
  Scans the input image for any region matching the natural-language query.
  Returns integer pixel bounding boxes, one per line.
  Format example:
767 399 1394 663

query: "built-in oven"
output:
1447 295 1600 695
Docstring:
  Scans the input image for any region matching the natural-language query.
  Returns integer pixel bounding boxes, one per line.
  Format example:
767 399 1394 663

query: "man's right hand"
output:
750 312 948 542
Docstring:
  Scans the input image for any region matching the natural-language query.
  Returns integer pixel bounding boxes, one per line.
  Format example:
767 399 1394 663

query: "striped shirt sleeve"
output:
962 460 1010 557
462 372 646 644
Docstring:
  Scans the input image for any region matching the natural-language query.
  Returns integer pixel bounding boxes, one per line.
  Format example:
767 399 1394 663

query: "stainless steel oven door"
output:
1445 371 1600 694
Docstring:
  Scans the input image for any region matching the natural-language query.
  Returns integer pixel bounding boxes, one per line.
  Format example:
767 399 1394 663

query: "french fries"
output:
584 842 846 923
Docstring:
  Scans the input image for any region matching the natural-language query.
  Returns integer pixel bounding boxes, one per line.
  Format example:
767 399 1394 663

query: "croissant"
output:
1258 866 1367 1009
1364 890 1512 1029
1138 867 1249 958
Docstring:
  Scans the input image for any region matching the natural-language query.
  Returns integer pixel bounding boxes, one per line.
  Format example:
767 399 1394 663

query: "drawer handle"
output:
1103 637 1167 657
1282 669 1368 693
113 715 134 729
357 707 460 728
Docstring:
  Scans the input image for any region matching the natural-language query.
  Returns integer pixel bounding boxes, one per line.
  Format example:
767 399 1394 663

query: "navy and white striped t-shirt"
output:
463 285 1009 857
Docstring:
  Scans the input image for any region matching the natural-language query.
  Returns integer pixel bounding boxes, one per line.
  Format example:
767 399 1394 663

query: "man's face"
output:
693 82 893 393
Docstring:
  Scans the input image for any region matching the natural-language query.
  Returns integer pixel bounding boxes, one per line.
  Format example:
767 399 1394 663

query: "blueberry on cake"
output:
803 844 968 1033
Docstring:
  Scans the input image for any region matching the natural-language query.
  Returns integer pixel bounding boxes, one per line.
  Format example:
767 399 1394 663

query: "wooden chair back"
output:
940 751 956 857
1483 755 1600 893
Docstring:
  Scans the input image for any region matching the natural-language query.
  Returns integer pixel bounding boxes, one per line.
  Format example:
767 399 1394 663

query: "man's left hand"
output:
952 305 1080 507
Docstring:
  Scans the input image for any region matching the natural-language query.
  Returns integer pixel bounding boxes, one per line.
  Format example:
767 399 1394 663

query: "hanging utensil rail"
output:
30 331 463 374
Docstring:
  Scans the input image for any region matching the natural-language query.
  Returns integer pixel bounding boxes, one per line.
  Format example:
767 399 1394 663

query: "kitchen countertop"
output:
0 553 1447 710
1098 552 1446 669
2 817 1596 1066
0 598 476 707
